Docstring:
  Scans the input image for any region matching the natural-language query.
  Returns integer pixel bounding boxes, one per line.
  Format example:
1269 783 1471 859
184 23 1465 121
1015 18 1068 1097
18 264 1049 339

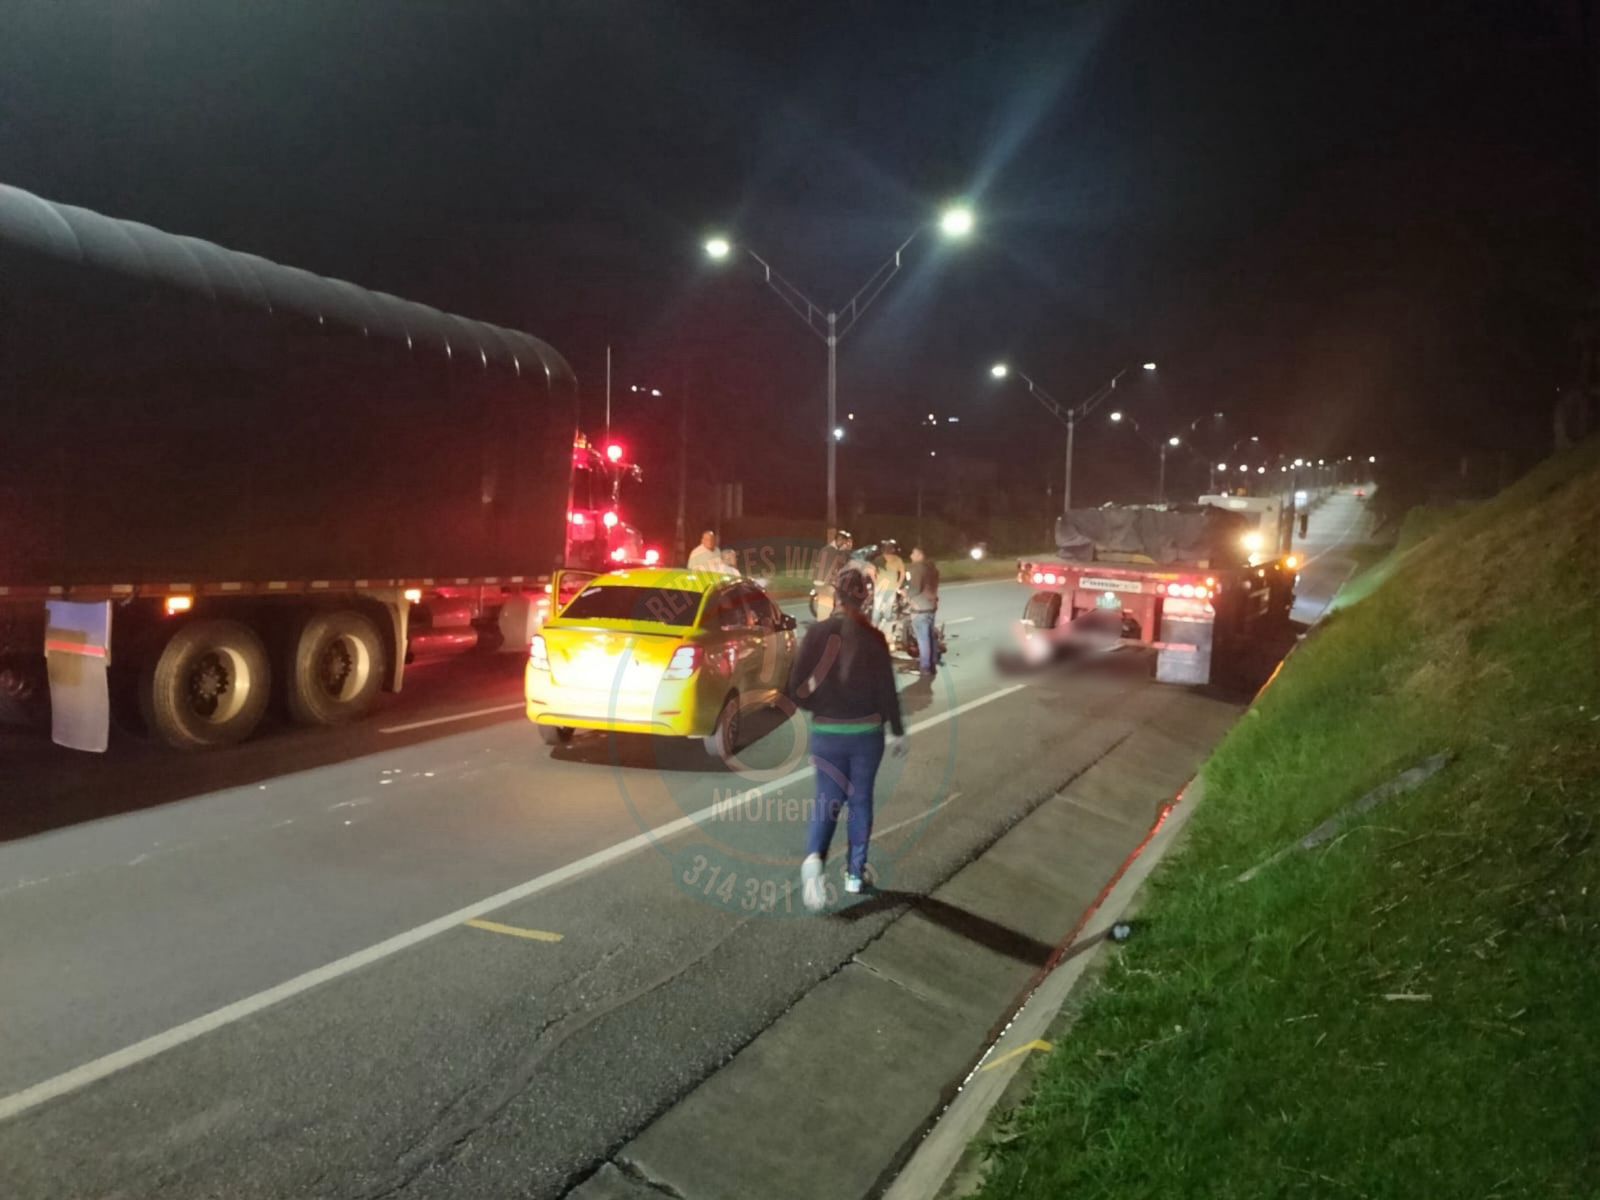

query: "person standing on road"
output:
789 569 907 910
905 546 940 675
688 529 737 575
872 539 906 630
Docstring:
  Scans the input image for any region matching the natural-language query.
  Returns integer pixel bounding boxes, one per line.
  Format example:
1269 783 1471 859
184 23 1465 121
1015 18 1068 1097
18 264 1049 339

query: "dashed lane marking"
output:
380 702 525 734
464 919 564 943
0 681 1028 1124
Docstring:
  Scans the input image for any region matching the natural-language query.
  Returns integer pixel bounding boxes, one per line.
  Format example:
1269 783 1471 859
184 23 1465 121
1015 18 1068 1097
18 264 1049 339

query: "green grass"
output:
974 439 1600 1199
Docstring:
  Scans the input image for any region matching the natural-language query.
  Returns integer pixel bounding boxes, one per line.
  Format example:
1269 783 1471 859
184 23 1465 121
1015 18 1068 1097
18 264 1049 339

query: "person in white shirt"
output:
688 529 737 575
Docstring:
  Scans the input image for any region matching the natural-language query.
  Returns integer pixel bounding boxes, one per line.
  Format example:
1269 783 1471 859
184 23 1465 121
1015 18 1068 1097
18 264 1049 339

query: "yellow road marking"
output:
978 1038 1053 1073
464 918 564 943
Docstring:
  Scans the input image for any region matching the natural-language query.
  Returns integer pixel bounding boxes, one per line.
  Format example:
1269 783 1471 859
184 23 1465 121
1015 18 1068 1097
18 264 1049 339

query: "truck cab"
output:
567 436 650 572
1197 493 1296 565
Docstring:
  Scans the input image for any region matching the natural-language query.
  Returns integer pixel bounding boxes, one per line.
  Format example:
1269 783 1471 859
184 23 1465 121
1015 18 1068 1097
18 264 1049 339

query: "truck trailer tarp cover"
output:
0 184 578 586
1054 505 1249 567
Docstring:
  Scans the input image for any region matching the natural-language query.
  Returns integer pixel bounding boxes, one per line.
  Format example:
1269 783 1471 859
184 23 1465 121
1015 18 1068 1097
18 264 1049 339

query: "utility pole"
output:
676 364 689 566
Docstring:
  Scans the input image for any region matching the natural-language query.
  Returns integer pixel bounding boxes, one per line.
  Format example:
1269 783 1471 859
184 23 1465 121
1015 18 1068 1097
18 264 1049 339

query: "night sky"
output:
2 0 1594 527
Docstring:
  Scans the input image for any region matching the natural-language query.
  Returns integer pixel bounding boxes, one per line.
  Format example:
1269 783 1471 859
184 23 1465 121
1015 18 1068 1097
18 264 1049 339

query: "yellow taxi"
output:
526 568 799 758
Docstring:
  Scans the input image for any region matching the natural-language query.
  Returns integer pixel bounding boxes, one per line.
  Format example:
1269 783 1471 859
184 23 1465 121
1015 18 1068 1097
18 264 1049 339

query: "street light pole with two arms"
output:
989 361 1156 512
703 204 975 531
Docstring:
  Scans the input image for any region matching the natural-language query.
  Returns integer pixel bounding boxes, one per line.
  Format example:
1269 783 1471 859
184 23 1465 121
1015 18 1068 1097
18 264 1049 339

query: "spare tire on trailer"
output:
1023 591 1062 629
285 610 387 727
141 619 272 749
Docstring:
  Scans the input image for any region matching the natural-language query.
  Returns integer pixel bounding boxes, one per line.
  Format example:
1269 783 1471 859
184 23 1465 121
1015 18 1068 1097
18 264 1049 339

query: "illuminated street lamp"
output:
990 361 1150 512
704 202 975 530
832 426 845 441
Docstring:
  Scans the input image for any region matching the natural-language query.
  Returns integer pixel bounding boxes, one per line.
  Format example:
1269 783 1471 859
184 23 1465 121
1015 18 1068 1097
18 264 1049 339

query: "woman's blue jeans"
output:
805 727 885 879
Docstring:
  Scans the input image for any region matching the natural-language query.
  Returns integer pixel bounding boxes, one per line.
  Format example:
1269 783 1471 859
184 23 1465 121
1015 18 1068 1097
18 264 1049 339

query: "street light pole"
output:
826 312 838 529
1064 411 1075 513
705 205 973 533
991 364 1133 515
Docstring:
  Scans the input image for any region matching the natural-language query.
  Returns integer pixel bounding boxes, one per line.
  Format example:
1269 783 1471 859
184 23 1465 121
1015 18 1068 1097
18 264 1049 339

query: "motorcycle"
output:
808 566 946 666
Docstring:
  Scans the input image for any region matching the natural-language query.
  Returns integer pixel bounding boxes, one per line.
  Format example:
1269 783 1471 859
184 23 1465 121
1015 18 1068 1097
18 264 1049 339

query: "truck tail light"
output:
1031 571 1045 585
663 644 701 680
163 595 193 616
569 511 586 525
644 548 661 565
402 588 423 604
602 510 619 529
610 547 627 562
529 634 550 670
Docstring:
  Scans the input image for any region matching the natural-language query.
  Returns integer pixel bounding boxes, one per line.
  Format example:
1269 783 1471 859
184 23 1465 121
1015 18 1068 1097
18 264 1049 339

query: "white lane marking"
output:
0 681 1028 1123
875 791 960 839
944 616 976 625
380 702 525 734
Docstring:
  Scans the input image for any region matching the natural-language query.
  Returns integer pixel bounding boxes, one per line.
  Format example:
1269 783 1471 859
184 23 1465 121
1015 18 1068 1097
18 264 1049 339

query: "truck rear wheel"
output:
141 619 271 749
286 610 386 726
1023 592 1062 629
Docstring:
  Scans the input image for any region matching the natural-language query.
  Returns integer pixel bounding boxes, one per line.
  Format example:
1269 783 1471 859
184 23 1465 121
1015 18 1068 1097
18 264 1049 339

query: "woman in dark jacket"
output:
788 569 907 910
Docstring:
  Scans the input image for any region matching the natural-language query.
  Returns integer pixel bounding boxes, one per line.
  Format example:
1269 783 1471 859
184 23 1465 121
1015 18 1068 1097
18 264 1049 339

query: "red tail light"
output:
602 510 619 529
663 644 701 680
610 547 627 562
569 511 587 525
644 548 661 565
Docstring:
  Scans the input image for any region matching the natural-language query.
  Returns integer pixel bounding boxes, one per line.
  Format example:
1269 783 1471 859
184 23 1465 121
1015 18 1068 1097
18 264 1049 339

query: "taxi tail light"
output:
529 634 550 670
663 644 701 680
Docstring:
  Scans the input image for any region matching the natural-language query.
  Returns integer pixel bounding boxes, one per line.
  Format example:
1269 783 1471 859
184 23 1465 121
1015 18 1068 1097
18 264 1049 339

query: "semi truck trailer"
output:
0 184 588 751
1015 494 1300 685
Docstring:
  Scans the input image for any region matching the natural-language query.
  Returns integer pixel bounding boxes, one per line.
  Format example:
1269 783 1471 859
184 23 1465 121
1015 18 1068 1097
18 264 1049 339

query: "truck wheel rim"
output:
317 633 373 702
187 647 253 724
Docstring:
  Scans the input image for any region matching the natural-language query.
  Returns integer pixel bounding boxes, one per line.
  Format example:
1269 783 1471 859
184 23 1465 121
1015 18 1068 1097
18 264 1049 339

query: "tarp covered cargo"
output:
0 184 577 586
1054 505 1249 567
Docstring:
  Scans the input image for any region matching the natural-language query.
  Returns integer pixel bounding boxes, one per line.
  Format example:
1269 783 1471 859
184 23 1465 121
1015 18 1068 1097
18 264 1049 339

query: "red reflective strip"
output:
45 639 107 658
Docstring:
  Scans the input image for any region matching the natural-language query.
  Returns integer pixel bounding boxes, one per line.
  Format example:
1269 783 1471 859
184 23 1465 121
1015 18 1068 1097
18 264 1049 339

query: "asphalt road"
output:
0 494 1371 1199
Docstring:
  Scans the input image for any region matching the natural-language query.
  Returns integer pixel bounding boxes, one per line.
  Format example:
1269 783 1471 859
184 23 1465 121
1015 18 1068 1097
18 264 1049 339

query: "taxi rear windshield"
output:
561 586 702 627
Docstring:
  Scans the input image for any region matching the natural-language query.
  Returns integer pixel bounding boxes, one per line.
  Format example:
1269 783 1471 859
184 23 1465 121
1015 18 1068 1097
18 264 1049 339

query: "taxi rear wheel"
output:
538 724 574 746
703 691 741 761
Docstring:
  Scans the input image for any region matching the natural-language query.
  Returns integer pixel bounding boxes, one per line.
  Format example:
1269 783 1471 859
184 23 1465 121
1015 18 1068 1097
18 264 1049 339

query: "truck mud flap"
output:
45 600 112 752
1156 616 1214 685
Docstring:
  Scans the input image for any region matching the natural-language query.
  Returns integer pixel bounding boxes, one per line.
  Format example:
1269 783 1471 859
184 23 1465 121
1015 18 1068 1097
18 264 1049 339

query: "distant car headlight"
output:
1242 531 1264 553
969 545 986 560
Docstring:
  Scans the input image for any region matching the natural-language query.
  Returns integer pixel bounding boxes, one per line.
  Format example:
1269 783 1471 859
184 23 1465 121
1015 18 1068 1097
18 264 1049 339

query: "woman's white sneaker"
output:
800 854 826 911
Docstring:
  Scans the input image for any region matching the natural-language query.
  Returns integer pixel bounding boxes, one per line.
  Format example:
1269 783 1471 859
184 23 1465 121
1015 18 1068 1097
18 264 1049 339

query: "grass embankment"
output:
976 441 1600 1198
